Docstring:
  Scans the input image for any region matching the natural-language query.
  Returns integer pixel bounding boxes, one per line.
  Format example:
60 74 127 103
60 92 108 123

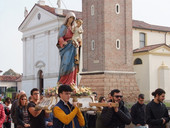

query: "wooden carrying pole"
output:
89 102 119 107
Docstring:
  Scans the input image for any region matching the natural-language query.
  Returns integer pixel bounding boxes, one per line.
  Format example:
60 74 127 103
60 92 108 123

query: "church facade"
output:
19 2 170 101
18 3 81 96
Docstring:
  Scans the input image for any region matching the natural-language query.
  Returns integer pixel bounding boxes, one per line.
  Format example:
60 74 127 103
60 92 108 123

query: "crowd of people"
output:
0 11 169 128
0 86 169 128
0 9 168 128
90 88 170 128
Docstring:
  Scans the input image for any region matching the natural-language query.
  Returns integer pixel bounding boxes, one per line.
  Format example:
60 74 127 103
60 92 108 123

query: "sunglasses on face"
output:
21 99 27 101
114 95 123 98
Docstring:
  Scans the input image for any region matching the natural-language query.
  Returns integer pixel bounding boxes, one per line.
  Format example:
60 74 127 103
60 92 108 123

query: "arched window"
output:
140 33 146 48
116 39 120 49
91 40 95 50
115 4 120 14
134 58 142 65
91 5 94 16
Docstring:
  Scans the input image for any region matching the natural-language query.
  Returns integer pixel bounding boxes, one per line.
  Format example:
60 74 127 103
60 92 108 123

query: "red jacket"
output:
0 104 5 128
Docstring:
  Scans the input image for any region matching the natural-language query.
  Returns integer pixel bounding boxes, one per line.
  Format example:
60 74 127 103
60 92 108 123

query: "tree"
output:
3 69 19 76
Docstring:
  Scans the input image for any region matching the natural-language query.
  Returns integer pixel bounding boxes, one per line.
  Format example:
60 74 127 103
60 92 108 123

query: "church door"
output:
38 70 44 95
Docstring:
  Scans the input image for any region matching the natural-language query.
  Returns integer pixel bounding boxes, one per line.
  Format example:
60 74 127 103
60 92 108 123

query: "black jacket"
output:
16 106 30 127
146 100 170 128
101 100 131 128
11 99 18 124
130 102 146 125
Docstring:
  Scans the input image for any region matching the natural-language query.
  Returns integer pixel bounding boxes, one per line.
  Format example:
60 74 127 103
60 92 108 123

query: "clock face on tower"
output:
37 13 41 20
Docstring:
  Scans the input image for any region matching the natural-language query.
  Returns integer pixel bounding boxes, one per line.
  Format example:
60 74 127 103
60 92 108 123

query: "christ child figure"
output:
72 19 83 48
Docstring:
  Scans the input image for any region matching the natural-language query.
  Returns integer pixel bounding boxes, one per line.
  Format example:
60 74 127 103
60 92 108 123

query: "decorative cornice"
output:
45 30 50 35
22 73 59 80
44 73 59 79
21 37 27 41
35 61 46 68
30 35 35 39
22 75 35 80
150 52 170 56
80 71 136 75
158 62 169 70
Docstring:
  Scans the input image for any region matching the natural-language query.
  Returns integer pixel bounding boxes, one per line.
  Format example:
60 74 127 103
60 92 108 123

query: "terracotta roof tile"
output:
37 4 82 19
16 75 22 82
20 4 169 33
37 4 56 15
133 20 170 32
133 43 169 53
63 10 82 19
0 75 21 82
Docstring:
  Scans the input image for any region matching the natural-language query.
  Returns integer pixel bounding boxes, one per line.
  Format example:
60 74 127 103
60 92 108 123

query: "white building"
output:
0 75 21 99
18 2 81 96
133 20 170 101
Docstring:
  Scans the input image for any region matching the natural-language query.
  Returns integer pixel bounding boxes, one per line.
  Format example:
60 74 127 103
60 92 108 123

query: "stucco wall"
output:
21 80 35 97
133 54 150 100
21 8 64 91
149 54 170 101
166 32 170 45
134 52 170 101
133 29 170 49
0 82 17 88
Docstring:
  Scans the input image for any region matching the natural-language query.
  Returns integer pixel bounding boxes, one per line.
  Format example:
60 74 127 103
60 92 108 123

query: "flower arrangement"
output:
45 87 58 96
70 83 91 96
45 84 91 97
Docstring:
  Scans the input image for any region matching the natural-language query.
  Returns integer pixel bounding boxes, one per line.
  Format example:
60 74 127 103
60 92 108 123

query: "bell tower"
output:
80 0 140 101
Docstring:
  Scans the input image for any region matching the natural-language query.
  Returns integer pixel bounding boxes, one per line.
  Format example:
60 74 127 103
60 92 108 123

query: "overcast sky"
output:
0 0 170 74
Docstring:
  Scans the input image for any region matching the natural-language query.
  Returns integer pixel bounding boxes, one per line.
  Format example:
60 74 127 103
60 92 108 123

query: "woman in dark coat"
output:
16 94 30 128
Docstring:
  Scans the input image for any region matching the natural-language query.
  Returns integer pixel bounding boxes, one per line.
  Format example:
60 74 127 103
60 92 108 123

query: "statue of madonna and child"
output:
36 12 118 112
36 12 89 110
57 12 83 86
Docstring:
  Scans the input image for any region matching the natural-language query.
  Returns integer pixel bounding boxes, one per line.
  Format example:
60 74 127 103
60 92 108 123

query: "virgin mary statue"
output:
57 12 80 86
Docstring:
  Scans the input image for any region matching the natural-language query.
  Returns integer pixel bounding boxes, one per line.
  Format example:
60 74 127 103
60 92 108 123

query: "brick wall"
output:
82 0 133 72
80 73 139 102
80 0 140 101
